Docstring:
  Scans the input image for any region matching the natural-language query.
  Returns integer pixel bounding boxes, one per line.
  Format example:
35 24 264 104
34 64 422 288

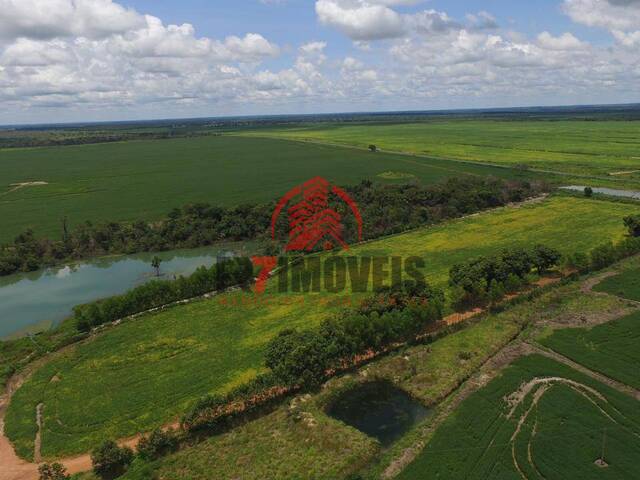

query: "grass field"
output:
397 354 640 480
0 135 532 242
5 196 639 460
241 119 640 178
540 311 640 390
594 266 640 301
78 281 634 480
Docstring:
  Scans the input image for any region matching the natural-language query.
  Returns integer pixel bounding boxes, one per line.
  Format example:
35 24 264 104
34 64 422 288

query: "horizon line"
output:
2 101 640 130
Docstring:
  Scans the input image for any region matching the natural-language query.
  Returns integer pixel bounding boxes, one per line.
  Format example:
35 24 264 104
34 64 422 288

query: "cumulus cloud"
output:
564 0 640 44
315 0 406 40
315 0 460 40
537 31 588 50
0 0 284 116
1 0 640 122
0 0 144 40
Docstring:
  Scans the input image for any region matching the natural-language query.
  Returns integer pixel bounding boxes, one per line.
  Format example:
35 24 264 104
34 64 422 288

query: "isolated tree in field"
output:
151 256 162 277
368 144 377 152
91 440 134 479
624 215 640 237
584 186 593 197
38 463 70 480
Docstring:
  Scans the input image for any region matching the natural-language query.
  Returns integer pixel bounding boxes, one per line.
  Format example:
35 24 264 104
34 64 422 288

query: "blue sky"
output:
0 0 639 123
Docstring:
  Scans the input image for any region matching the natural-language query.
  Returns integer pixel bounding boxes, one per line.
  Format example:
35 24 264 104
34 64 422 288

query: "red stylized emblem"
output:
271 176 363 252
250 177 363 294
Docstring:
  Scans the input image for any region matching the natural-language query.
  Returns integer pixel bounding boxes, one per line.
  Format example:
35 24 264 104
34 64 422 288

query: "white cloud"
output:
316 0 406 40
0 0 282 116
563 0 640 44
564 0 640 31
1 0 640 122
0 0 144 40
537 31 588 50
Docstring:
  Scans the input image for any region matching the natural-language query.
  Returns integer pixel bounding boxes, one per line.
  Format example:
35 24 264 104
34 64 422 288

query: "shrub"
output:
91 440 134 479
584 186 593 197
38 463 70 480
504 273 522 293
136 428 178 460
624 215 640 237
564 252 590 273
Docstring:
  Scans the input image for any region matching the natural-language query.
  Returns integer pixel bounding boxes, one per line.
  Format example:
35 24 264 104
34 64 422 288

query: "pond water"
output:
560 185 640 200
326 380 430 446
0 245 247 339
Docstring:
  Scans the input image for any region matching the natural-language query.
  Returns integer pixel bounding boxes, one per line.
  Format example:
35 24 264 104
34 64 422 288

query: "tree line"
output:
182 283 444 433
0 176 542 277
449 244 562 309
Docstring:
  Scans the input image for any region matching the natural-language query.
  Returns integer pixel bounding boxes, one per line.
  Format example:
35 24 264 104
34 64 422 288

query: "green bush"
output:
136 428 178 460
91 440 134 479
38 463 70 480
449 244 561 309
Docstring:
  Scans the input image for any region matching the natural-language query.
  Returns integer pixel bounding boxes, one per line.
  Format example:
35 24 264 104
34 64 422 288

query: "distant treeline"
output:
0 129 215 149
0 176 543 277
73 258 254 332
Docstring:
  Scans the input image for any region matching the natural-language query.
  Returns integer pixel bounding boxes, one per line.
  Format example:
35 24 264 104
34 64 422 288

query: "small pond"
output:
326 380 430 446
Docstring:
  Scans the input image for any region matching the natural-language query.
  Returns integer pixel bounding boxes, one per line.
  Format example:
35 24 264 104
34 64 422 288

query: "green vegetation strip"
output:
398 354 640 480
5 196 638 459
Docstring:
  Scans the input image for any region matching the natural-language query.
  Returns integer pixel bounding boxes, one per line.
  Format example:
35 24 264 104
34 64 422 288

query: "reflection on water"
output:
0 246 245 339
326 380 430 446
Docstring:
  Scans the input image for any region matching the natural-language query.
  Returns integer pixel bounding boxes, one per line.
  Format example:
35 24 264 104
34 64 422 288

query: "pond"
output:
326 380 430 447
560 185 640 200
0 244 250 339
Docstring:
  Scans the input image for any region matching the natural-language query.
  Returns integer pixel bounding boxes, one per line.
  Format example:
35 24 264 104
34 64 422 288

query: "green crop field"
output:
594 267 640 301
77 274 632 480
397 354 640 480
241 119 640 178
540 311 640 390
0 135 532 242
5 196 638 459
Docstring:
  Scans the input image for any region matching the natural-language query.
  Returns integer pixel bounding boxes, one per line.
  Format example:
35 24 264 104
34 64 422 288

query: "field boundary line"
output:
526 342 640 401
234 133 638 184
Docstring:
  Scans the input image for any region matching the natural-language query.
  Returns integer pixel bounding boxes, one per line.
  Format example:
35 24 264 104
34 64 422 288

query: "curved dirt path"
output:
581 270 619 295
